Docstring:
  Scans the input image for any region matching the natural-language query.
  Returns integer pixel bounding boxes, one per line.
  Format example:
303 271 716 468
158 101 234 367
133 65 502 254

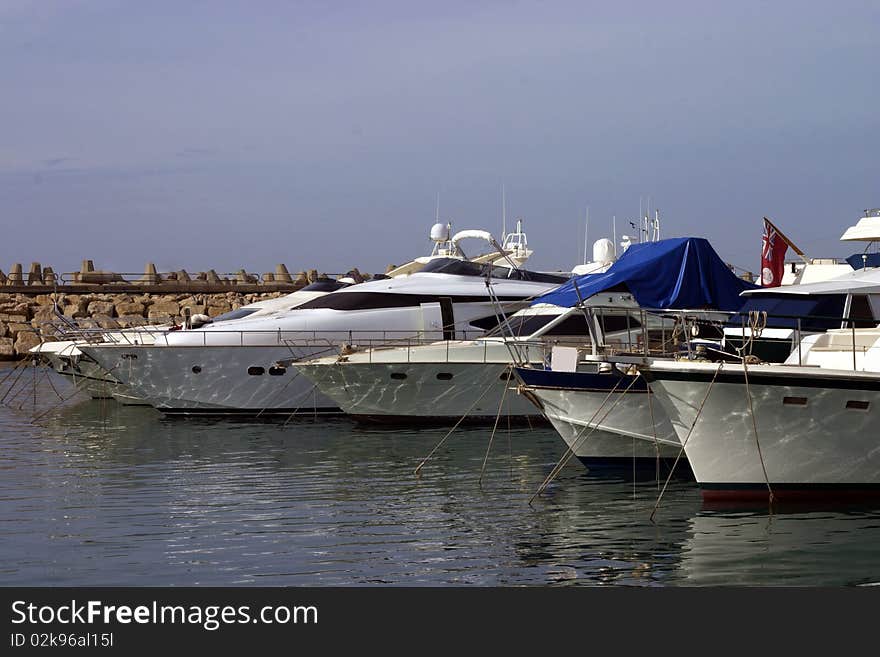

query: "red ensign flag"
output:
761 218 788 287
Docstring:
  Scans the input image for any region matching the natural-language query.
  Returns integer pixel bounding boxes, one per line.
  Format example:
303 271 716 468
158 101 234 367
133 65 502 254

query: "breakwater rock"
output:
0 291 291 360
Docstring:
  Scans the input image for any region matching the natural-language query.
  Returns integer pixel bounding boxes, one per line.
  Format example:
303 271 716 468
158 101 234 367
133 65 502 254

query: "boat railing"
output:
37 325 488 350
583 305 880 371
498 304 880 372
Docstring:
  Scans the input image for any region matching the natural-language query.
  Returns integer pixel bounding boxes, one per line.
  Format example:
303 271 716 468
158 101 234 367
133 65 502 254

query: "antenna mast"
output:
583 207 589 265
501 184 507 242
613 215 617 256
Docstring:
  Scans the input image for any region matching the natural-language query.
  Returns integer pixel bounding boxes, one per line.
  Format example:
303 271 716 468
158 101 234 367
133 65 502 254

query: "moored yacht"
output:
32 221 532 404
512 237 759 470
640 267 880 502
29 276 354 403
292 238 620 423
79 235 568 416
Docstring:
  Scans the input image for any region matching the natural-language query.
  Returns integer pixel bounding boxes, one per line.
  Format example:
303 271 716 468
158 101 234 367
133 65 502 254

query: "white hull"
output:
515 365 681 467
645 359 880 499
57 364 120 399
295 340 542 422
80 344 336 414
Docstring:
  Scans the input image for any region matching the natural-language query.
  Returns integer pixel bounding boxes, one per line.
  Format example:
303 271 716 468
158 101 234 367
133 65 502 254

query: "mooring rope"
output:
41 363 66 401
256 369 303 419
6 360 38 411
479 366 512 487
280 383 321 428
0 357 31 405
30 358 126 424
649 361 724 522
414 380 498 476
742 357 774 505
0 356 29 391
529 371 642 505
646 375 661 488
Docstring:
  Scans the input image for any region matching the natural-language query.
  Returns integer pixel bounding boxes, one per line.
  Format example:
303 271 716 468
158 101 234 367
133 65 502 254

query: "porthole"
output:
436 372 453 381
390 372 407 380
846 400 869 410
247 366 265 376
498 371 513 381
191 366 202 374
782 396 807 406
268 366 286 376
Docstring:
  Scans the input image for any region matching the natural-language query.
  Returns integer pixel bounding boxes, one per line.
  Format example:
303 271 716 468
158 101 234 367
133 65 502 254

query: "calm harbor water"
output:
2 364 880 586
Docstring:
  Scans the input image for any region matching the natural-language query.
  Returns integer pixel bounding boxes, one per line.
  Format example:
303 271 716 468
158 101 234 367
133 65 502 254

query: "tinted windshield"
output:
419 258 568 284
211 307 259 322
301 279 352 292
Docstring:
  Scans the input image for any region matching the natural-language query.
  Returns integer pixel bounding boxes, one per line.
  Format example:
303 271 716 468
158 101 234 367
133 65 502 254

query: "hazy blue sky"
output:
1 0 878 278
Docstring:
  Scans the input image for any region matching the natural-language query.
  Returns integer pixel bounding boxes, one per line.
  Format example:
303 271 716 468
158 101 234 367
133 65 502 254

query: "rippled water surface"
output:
3 364 880 586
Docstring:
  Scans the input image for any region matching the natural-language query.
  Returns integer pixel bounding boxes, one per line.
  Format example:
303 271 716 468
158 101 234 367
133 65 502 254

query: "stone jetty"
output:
0 260 374 360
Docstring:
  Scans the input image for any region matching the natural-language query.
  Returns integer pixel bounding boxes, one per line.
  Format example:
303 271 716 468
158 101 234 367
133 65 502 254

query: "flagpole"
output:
764 217 809 263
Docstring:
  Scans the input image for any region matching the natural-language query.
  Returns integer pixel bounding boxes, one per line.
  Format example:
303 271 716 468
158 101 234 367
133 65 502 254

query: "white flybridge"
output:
78 226 568 416
384 219 533 277
775 207 880 286
839 207 880 243
640 267 880 502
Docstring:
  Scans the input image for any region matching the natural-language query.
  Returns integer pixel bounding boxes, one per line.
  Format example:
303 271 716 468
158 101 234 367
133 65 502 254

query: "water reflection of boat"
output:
678 509 880 586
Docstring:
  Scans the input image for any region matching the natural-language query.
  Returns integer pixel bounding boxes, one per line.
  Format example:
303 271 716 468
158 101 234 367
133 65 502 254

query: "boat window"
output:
477 313 641 337
268 366 286 376
436 372 453 380
730 294 846 331
247 366 265 376
390 372 407 380
212 307 259 322
499 371 514 381
417 258 568 283
297 291 530 312
846 400 869 410
191 366 202 374
782 396 807 406
848 295 875 328
300 279 352 292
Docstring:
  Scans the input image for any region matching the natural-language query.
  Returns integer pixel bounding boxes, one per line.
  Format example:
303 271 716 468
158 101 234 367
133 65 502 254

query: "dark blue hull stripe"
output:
515 367 649 393
644 368 880 391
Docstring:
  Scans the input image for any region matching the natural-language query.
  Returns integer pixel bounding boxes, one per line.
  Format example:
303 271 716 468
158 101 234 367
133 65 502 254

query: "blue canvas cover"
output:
533 237 757 310
845 253 880 269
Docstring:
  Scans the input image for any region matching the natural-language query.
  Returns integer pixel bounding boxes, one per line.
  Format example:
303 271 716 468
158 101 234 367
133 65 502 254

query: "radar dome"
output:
592 238 615 265
430 222 450 242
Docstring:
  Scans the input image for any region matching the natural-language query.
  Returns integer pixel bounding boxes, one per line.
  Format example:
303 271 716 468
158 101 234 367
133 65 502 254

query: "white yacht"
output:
292 238 619 423
641 267 880 502
511 236 755 470
32 221 533 404
79 232 568 416
514 209 880 472
30 277 353 403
